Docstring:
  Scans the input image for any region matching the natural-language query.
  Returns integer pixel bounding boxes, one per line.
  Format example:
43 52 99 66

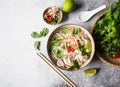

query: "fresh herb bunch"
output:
93 0 120 58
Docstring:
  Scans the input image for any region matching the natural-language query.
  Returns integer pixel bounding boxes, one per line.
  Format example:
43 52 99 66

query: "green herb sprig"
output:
31 28 49 50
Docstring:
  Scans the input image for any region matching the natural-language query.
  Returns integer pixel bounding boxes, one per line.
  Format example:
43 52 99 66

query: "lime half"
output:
84 68 97 76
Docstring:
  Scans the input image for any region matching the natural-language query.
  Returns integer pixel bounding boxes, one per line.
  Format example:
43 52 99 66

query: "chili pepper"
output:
67 46 71 53
46 16 53 22
71 45 76 52
114 53 120 58
67 44 76 53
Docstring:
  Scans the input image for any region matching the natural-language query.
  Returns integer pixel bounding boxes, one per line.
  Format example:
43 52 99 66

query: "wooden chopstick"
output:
36 52 76 87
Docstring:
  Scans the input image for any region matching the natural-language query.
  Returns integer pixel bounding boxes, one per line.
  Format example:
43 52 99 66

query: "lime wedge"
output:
84 68 97 76
85 39 92 52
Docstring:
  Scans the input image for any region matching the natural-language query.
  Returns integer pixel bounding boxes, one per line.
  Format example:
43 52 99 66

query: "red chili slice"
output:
114 54 120 58
67 46 71 53
71 47 75 52
71 45 76 52
46 16 53 22
67 44 76 53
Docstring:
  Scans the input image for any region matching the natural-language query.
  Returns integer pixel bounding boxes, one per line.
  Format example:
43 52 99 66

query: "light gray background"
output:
0 0 120 87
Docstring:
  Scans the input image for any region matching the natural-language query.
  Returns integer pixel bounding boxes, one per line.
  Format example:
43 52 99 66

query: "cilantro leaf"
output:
67 60 80 70
93 0 120 58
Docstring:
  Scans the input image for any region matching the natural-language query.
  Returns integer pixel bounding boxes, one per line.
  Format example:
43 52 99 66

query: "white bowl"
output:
43 6 63 25
47 24 95 71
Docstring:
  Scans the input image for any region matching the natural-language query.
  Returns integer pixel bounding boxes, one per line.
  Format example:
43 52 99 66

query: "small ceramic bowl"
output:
47 24 95 71
43 6 62 25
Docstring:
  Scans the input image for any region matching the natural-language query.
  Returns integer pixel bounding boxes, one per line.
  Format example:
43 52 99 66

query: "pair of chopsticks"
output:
36 52 76 87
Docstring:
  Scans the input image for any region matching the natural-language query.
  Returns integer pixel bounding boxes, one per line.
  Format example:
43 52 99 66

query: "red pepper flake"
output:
114 54 120 58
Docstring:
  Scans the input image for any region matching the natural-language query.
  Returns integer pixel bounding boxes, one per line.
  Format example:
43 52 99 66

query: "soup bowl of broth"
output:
47 24 95 71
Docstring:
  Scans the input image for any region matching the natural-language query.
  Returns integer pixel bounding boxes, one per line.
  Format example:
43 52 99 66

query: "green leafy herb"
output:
31 28 49 50
93 0 120 58
40 28 49 37
52 49 67 58
55 49 63 58
62 45 66 49
62 44 68 49
73 60 80 69
50 21 57 25
78 44 90 58
54 16 60 22
48 16 60 25
31 32 40 38
34 41 41 50
31 28 49 38
72 28 80 34
49 37 60 52
67 60 80 70
60 27 68 34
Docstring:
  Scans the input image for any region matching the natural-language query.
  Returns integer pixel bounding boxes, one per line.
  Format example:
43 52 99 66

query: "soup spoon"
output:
78 5 106 22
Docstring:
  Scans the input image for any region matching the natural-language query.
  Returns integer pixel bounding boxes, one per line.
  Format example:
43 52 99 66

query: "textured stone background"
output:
0 0 120 87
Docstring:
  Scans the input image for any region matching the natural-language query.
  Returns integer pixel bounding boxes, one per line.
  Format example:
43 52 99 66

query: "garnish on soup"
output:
49 26 92 70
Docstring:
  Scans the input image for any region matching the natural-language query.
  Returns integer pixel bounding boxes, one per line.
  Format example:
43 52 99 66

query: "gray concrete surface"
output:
0 0 120 87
